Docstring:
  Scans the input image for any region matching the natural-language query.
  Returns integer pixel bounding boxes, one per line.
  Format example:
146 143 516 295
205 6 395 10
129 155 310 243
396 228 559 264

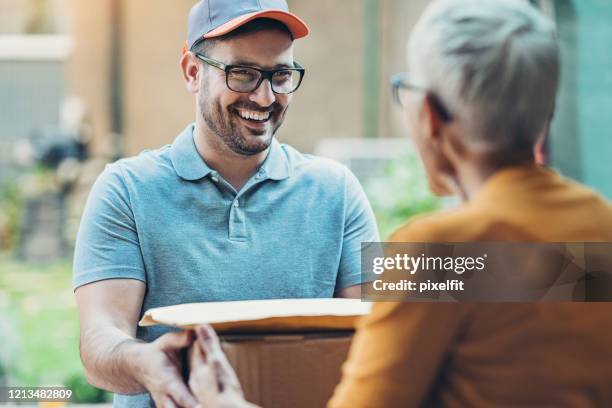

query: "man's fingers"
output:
167 379 199 408
156 330 195 352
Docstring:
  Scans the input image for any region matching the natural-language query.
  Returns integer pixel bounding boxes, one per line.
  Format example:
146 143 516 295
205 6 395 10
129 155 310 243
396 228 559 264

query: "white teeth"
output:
238 109 270 121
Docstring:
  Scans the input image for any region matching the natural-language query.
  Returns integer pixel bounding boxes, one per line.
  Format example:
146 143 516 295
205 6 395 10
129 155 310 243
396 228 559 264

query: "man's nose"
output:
249 78 276 107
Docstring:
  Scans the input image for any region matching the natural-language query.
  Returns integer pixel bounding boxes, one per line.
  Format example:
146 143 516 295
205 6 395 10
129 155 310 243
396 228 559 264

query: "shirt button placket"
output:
229 198 247 241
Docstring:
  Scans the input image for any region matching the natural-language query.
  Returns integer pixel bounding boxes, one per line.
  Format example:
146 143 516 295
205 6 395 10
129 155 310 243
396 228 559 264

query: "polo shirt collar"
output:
260 138 292 181
171 124 213 181
171 124 292 182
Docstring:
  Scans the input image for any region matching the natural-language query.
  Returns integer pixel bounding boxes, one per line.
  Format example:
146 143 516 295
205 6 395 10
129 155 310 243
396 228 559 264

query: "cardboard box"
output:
139 299 371 408
219 332 353 408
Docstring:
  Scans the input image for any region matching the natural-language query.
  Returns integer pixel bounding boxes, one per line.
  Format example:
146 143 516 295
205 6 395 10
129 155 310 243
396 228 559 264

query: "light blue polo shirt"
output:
73 124 379 408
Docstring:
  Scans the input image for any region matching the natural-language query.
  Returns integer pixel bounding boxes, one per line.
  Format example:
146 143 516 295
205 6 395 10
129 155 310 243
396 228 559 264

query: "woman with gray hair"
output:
327 0 612 406
399 0 561 198
188 0 612 406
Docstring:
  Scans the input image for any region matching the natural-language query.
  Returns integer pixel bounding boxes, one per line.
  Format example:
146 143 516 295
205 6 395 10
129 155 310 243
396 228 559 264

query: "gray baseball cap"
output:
187 0 310 50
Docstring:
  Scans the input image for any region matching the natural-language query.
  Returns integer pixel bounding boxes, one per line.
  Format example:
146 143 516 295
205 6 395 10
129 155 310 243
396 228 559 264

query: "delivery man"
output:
72 1 379 407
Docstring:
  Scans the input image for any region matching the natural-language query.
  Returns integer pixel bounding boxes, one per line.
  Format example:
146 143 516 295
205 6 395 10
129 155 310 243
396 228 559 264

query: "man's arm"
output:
73 163 197 406
336 168 381 293
76 279 199 408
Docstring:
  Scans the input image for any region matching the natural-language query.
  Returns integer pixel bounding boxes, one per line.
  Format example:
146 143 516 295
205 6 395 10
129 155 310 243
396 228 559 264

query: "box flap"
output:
139 298 371 332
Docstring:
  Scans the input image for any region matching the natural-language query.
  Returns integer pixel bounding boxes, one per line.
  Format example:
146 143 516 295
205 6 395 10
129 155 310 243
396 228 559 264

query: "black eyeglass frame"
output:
390 72 453 122
194 53 306 95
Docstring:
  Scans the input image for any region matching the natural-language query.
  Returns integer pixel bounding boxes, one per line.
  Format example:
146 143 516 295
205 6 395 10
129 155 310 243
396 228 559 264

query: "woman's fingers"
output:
189 354 220 406
195 325 243 394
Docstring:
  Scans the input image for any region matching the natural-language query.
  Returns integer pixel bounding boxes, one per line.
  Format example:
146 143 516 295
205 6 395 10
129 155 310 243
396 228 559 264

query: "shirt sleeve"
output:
72 162 146 291
328 302 472 408
336 168 380 290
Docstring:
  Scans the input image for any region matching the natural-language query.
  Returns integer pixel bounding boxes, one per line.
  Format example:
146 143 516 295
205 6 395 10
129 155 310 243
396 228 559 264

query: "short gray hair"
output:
408 0 560 151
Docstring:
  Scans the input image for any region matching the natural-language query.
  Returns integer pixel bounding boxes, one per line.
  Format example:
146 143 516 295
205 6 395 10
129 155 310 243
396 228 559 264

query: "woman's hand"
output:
188 325 260 408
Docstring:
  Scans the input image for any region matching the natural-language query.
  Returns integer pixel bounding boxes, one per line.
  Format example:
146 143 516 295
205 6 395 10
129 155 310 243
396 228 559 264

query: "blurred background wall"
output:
1 0 610 194
548 0 612 198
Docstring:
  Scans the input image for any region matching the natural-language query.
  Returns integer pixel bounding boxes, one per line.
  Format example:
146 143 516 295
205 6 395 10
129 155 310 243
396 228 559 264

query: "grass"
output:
0 252 83 387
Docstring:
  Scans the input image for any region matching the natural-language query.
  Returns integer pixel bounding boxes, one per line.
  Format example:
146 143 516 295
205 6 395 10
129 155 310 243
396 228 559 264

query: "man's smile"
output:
232 106 275 131
236 108 271 122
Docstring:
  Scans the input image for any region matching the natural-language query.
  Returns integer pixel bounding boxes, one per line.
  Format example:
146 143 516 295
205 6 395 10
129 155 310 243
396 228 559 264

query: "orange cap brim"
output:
202 9 309 40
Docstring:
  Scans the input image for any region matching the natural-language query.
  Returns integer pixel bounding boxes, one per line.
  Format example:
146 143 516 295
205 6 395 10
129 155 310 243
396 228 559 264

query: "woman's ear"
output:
422 93 449 142
420 93 462 197
180 52 200 94
534 122 550 165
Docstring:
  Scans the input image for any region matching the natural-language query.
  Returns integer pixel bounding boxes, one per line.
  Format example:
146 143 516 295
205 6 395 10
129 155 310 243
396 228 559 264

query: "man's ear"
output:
180 51 200 94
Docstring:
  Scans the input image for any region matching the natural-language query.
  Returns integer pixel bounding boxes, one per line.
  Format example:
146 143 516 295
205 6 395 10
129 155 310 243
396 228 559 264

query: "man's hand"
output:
188 325 259 408
76 279 199 407
134 330 200 408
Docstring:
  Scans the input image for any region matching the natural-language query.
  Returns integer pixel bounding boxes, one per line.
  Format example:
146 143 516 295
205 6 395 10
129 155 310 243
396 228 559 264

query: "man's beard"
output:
199 87 286 156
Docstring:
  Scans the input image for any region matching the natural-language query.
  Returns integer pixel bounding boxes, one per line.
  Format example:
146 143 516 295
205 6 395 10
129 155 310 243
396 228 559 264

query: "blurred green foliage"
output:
65 372 110 403
0 182 24 250
0 167 58 251
365 154 441 239
26 0 54 34
0 253 109 402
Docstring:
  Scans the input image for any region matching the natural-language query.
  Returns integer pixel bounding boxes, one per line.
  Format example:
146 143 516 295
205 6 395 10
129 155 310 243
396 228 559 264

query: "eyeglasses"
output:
390 72 453 122
390 73 426 107
194 53 305 94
